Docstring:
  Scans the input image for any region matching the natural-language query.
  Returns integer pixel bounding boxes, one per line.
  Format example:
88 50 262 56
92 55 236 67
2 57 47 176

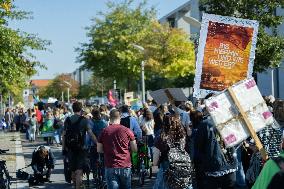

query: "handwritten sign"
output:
205 78 273 149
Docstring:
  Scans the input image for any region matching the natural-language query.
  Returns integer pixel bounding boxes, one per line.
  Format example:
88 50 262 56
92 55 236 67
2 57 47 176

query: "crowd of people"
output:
1 95 284 189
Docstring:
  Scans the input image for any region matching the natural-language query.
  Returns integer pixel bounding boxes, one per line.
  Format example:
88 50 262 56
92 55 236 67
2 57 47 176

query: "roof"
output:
30 79 51 88
159 1 192 22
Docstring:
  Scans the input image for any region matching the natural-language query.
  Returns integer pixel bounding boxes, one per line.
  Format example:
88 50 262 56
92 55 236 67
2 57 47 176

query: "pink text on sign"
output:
262 111 272 119
225 134 237 145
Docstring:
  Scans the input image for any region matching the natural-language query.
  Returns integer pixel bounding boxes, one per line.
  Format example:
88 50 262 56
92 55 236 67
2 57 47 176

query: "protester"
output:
35 105 43 136
97 109 137 189
153 104 168 137
153 114 194 189
53 109 63 146
194 94 237 189
100 104 110 124
41 110 55 145
252 151 284 189
30 145 55 184
120 105 142 140
27 109 37 142
139 108 155 159
86 108 107 179
4 108 13 131
62 101 97 189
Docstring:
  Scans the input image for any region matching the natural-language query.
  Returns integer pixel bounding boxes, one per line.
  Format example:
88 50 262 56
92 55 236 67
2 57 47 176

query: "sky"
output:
10 0 190 79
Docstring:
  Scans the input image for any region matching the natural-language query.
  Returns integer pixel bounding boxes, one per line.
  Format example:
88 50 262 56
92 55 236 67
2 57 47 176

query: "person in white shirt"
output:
139 108 155 159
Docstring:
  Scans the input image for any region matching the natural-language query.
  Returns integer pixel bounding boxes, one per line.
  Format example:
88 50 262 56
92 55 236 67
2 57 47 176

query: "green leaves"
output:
39 74 79 99
200 0 284 72
77 0 195 91
0 1 49 98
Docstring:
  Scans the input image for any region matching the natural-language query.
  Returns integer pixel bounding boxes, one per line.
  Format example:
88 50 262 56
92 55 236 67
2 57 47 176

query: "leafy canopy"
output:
38 74 79 100
200 0 284 72
0 0 49 98
77 0 195 90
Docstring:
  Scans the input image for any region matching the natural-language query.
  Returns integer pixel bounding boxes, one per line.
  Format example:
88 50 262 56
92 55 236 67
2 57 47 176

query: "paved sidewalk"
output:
0 131 29 189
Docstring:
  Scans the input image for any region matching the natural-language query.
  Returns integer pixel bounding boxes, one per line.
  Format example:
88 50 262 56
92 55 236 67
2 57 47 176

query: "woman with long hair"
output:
153 113 194 189
139 108 155 158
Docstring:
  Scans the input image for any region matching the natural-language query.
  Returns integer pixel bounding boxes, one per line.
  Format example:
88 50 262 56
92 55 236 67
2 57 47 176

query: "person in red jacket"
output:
35 106 43 136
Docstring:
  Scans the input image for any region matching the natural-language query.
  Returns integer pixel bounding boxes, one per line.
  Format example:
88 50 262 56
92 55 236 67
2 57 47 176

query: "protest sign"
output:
194 13 259 98
205 78 272 160
124 92 134 106
150 88 188 104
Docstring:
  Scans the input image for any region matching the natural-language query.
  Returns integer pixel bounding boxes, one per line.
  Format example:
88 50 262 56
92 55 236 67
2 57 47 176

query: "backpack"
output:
65 116 84 151
267 156 284 189
165 138 194 189
120 116 131 128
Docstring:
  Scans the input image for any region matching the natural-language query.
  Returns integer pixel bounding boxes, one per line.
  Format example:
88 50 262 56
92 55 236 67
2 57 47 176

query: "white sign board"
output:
205 78 274 148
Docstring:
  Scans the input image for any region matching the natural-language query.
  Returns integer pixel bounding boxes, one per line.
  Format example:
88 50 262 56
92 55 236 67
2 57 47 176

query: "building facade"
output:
71 68 93 86
257 7 284 99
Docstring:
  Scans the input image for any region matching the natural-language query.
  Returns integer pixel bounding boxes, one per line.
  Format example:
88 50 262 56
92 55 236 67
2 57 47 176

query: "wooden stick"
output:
228 87 268 160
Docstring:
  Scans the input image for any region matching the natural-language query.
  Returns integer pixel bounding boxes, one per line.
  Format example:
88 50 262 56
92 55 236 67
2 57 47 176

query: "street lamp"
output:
132 44 146 103
63 81 72 104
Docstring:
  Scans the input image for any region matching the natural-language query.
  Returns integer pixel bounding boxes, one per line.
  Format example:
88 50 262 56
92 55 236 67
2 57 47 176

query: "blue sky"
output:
10 0 189 79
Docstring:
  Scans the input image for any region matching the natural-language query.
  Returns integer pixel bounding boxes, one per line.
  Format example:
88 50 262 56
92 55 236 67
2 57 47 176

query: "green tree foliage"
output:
200 0 284 72
39 74 79 100
77 0 195 91
0 0 49 99
77 75 113 99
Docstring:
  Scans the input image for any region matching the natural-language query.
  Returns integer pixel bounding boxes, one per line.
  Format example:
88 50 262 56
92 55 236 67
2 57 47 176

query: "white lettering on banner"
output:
209 43 244 69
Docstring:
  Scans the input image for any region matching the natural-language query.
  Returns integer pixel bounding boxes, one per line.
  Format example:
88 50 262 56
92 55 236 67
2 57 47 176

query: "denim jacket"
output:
195 118 237 173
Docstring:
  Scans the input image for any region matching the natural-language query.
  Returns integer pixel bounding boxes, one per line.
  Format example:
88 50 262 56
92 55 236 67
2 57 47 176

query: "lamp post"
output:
63 81 72 104
132 44 146 103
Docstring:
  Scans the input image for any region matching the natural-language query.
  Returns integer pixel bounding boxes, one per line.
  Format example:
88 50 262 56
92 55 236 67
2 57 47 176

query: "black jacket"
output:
31 146 55 173
195 118 237 173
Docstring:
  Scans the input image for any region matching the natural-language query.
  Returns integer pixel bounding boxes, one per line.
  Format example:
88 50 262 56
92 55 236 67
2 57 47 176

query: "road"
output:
20 135 156 188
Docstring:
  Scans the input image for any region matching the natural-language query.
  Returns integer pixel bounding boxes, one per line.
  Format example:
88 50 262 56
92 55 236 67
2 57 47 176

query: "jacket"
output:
195 118 237 173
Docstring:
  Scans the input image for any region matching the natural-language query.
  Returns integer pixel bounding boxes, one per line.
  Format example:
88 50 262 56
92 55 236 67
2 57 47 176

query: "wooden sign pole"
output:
228 87 268 160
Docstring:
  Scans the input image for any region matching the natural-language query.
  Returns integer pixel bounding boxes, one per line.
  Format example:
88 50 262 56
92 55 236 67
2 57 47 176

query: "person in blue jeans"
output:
97 109 137 189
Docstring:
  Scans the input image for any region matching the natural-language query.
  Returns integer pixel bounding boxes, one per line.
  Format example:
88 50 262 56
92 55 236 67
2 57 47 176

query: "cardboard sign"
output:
205 78 273 150
150 88 188 104
124 92 134 106
194 13 259 98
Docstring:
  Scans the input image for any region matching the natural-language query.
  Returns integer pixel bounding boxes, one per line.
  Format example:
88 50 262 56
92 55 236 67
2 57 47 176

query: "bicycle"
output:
87 147 106 189
136 138 152 186
0 149 12 189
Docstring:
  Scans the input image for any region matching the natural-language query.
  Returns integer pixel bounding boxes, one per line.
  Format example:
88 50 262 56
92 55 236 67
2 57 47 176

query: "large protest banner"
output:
193 13 259 98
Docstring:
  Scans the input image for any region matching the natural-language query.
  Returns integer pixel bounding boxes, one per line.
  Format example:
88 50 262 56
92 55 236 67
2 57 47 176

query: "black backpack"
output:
65 116 84 151
120 116 131 128
165 138 194 189
267 156 284 189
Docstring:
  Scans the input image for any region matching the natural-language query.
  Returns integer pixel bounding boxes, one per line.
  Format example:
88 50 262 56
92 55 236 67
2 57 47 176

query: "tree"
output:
77 0 195 91
0 0 49 99
200 0 284 72
77 75 113 99
39 74 79 100
142 21 195 89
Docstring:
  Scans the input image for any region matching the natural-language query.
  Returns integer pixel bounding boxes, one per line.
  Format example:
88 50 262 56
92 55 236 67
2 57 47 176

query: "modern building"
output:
71 68 93 86
256 7 284 99
160 0 284 99
159 0 200 38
